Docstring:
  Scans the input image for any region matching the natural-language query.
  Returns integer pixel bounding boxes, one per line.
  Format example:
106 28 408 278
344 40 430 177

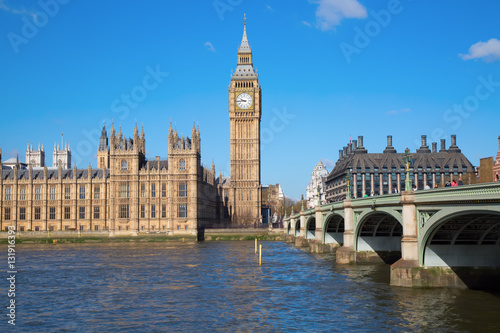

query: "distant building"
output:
53 140 71 169
479 157 494 183
26 143 45 168
306 160 329 208
1 155 27 170
325 134 475 202
262 184 284 224
494 136 500 181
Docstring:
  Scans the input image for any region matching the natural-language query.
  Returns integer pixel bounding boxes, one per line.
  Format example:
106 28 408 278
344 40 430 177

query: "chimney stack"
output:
417 135 431 153
451 134 457 147
339 150 343 159
353 140 357 149
383 135 397 153
440 139 446 152
448 134 461 152
421 135 428 147
358 136 364 148
432 142 437 153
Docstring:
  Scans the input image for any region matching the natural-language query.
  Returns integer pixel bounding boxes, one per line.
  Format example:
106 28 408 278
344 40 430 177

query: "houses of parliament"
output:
0 19 262 234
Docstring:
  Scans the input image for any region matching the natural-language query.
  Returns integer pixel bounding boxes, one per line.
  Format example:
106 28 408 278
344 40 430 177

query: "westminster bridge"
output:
283 182 500 289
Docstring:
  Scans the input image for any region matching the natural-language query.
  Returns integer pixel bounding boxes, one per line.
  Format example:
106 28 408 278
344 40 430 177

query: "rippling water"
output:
4 241 500 332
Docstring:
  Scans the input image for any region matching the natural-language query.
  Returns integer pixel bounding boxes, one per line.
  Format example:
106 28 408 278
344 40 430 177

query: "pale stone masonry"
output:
224 17 262 226
306 160 329 208
0 17 263 231
0 123 220 234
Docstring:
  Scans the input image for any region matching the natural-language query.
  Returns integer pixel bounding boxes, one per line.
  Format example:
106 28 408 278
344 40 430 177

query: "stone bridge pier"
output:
336 199 355 263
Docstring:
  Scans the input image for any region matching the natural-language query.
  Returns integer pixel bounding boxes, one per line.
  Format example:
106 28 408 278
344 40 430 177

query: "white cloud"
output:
302 21 312 27
265 4 273 12
460 38 500 62
204 42 216 53
5 149 21 159
314 0 367 31
323 158 335 168
387 108 411 115
0 0 36 19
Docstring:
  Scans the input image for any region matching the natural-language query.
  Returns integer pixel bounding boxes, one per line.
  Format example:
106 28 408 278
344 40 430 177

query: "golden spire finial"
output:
244 13 246 25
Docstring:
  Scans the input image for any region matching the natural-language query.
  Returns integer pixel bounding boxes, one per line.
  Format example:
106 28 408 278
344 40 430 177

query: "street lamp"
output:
345 170 351 199
317 185 321 206
403 146 412 191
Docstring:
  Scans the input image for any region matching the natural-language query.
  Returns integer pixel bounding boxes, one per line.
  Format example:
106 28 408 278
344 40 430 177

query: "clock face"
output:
236 93 252 109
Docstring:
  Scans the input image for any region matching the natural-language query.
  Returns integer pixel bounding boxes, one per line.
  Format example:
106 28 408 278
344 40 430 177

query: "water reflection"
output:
8 242 500 332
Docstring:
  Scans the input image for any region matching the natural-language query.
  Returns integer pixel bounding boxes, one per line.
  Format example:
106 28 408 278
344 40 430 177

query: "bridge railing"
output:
284 182 500 223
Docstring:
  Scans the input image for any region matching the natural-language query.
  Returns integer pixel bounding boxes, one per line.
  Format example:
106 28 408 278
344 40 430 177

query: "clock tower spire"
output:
228 15 262 226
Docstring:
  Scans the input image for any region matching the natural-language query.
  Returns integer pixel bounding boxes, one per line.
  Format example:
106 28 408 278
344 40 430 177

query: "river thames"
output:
4 241 500 332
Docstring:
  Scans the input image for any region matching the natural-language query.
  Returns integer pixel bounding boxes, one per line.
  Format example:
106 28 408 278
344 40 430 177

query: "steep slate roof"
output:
144 160 168 171
327 138 474 183
216 175 230 186
1 168 109 181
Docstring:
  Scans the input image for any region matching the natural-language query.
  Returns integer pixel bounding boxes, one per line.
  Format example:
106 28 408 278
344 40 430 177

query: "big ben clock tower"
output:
228 15 262 226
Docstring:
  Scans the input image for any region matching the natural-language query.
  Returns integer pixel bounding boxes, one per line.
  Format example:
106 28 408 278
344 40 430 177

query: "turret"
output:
53 135 71 169
99 124 108 151
134 122 139 140
26 140 46 167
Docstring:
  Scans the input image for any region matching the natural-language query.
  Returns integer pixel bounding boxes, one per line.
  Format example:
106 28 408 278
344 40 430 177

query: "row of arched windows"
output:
239 56 251 64
235 81 254 88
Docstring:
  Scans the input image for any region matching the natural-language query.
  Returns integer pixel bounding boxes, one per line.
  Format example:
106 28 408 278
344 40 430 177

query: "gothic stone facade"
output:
0 19 262 231
0 123 219 234
223 19 262 226
306 160 329 208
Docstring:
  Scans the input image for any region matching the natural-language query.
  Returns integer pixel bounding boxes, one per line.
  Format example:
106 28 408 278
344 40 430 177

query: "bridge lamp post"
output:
404 147 412 192
345 170 352 199
317 185 321 206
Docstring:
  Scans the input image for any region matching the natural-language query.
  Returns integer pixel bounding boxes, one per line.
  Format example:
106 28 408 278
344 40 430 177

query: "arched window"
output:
121 160 127 170
179 159 186 171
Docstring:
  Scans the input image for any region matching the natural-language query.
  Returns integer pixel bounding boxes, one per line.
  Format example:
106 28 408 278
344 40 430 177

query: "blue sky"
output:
1 0 499 200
